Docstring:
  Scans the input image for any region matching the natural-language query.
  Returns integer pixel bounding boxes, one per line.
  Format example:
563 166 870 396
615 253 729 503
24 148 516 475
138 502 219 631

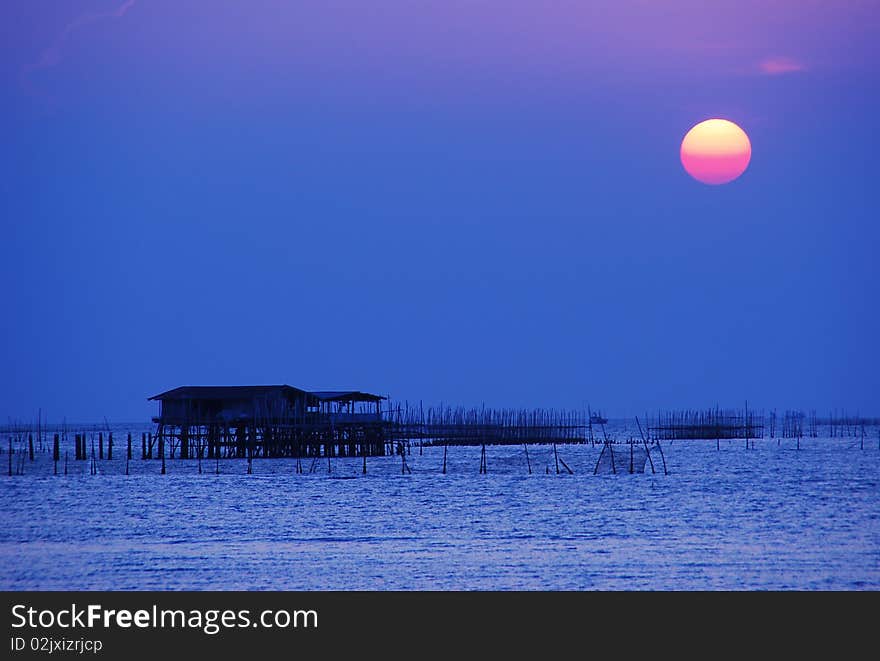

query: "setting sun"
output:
680 119 751 185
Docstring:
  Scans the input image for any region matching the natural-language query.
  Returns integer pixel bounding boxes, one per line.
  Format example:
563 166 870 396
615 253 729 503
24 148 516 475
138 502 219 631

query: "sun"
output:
680 119 751 185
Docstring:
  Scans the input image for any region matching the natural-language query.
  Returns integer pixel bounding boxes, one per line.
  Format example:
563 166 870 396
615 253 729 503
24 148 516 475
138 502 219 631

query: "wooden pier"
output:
4 393 878 472
148 386 595 459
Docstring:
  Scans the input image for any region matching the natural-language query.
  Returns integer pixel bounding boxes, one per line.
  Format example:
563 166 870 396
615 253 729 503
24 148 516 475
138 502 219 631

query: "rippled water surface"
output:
2 428 878 590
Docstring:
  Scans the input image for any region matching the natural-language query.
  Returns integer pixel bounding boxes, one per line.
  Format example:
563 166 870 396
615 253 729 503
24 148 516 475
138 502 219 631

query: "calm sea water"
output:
1 423 878 590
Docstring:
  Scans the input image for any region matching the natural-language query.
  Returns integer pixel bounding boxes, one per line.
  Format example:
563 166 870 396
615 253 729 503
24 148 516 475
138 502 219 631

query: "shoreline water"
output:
2 437 878 590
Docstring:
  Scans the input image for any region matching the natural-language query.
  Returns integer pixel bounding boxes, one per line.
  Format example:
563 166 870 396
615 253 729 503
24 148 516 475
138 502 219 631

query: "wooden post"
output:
8 438 12 476
53 434 60 462
142 433 146 460
107 433 113 460
593 442 606 475
634 418 656 475
643 440 656 474
28 434 34 461
553 443 560 474
99 432 104 460
127 433 132 460
524 444 532 474
656 440 668 475
557 449 573 474
588 405 595 446
442 444 447 474
745 400 750 450
64 451 68 476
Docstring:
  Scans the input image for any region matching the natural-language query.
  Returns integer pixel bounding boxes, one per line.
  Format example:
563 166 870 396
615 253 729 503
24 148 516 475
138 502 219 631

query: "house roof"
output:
309 391 386 402
147 385 309 401
148 385 385 402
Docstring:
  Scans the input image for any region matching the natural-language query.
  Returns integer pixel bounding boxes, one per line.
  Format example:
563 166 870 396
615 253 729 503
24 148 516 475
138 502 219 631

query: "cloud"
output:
21 1 136 86
758 56 807 75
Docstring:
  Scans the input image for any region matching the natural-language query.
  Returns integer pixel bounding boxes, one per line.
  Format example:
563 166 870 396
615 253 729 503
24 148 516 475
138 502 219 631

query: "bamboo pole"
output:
634 417 656 474
655 440 668 475
593 443 606 475
558 455 573 475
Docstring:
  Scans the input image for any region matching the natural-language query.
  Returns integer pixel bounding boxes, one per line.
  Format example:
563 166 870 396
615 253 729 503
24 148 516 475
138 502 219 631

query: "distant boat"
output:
590 412 608 425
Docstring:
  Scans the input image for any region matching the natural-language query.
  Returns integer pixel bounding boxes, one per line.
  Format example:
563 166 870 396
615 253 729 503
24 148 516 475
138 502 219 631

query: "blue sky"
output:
2 1 878 421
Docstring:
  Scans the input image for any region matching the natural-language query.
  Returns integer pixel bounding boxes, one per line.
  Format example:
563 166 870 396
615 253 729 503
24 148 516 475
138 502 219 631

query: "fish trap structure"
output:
384 402 590 447
149 386 387 459
593 440 665 475
648 406 763 441
820 411 880 438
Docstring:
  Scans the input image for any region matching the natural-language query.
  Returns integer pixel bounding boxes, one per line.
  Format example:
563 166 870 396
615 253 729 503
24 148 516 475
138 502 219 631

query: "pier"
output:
3 390 879 476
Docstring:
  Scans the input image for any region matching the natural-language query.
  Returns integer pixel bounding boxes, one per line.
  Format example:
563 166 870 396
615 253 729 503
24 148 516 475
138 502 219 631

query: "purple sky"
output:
3 1 879 421
9 2 878 103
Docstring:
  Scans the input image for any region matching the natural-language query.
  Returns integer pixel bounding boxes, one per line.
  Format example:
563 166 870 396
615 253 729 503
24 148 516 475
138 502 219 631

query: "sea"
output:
1 421 878 591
